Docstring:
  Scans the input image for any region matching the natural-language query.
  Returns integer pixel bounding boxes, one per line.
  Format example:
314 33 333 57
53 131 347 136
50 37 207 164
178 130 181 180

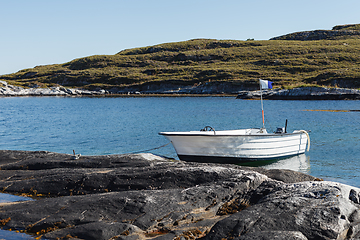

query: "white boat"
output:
159 127 310 163
159 79 310 163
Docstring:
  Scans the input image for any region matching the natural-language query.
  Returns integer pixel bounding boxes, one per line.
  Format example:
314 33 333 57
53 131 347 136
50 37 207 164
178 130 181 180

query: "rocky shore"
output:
0 80 242 96
237 87 360 100
0 80 109 96
0 150 359 239
2 80 360 99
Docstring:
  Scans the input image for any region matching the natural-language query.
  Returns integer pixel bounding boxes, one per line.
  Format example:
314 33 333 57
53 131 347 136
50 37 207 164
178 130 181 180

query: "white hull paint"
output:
159 128 309 163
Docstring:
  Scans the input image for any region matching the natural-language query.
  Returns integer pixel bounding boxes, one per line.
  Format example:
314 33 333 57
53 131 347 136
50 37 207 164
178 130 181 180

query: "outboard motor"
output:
275 119 288 134
275 127 285 134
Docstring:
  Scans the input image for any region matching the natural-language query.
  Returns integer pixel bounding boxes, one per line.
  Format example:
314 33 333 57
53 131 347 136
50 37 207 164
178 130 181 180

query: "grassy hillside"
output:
1 31 360 91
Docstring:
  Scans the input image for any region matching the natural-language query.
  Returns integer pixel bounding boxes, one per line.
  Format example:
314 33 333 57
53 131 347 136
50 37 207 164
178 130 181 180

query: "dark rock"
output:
0 151 317 197
0 150 270 239
270 29 360 41
254 168 321 183
234 230 308 240
350 189 360 204
202 181 360 240
43 222 141 240
0 150 359 240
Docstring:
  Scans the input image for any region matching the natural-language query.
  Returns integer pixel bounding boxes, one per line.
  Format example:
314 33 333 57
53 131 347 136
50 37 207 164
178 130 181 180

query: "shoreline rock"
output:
2 80 360 99
0 150 359 239
0 80 243 97
237 87 360 100
0 81 109 96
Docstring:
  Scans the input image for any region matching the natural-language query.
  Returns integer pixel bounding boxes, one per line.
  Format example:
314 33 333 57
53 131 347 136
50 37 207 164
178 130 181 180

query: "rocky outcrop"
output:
270 29 360 41
332 24 360 31
237 87 360 100
0 80 246 96
2 79 360 99
125 81 247 95
0 80 108 96
2 78 360 98
0 150 359 239
204 181 360 240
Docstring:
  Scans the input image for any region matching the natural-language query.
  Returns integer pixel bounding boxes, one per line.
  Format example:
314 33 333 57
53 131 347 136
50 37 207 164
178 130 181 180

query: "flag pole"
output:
260 79 265 129
259 79 273 129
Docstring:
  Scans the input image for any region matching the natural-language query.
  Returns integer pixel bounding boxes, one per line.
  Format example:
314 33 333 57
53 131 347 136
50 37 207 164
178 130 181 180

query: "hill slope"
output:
1 25 360 93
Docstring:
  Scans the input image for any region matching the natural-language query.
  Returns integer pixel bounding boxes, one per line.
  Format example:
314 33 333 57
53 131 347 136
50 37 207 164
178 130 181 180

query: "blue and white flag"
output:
259 79 273 89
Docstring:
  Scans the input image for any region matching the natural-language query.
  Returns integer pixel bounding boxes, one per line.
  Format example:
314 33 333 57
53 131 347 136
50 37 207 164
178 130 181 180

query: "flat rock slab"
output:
0 150 317 197
203 181 360 240
0 150 359 240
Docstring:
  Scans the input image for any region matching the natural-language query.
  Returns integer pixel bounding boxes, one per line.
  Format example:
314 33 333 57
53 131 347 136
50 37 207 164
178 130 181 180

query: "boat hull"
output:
159 129 308 163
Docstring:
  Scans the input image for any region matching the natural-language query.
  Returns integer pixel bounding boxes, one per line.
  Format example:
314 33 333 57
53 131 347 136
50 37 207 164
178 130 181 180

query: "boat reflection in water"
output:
262 154 310 174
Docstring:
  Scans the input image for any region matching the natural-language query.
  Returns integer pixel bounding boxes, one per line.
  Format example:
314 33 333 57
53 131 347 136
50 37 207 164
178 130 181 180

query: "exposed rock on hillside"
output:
270 24 360 41
0 150 359 239
333 24 360 31
270 29 360 41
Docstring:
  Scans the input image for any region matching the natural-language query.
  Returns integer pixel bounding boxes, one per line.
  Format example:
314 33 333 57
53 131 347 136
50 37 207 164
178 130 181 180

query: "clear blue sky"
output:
1 0 359 75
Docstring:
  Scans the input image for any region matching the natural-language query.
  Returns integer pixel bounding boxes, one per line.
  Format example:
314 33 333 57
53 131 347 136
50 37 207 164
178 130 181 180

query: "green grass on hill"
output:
1 38 360 90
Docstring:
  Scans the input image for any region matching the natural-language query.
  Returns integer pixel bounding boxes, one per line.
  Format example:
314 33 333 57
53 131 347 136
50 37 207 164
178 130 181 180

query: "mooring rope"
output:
128 142 171 154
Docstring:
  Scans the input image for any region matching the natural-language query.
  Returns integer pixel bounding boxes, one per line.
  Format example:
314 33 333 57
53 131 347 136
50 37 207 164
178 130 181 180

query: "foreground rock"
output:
0 150 359 240
237 87 360 100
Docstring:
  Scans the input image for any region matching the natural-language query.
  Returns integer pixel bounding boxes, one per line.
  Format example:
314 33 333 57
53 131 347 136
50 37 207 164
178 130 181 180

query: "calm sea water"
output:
0 96 359 239
0 96 359 187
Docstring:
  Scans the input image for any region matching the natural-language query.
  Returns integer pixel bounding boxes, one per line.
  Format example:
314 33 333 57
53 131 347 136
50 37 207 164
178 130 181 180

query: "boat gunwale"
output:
158 131 306 137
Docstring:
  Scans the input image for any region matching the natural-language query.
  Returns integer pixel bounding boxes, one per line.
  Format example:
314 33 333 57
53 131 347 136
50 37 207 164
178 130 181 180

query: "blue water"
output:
0 96 359 188
0 96 359 239
0 193 32 204
0 193 34 239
